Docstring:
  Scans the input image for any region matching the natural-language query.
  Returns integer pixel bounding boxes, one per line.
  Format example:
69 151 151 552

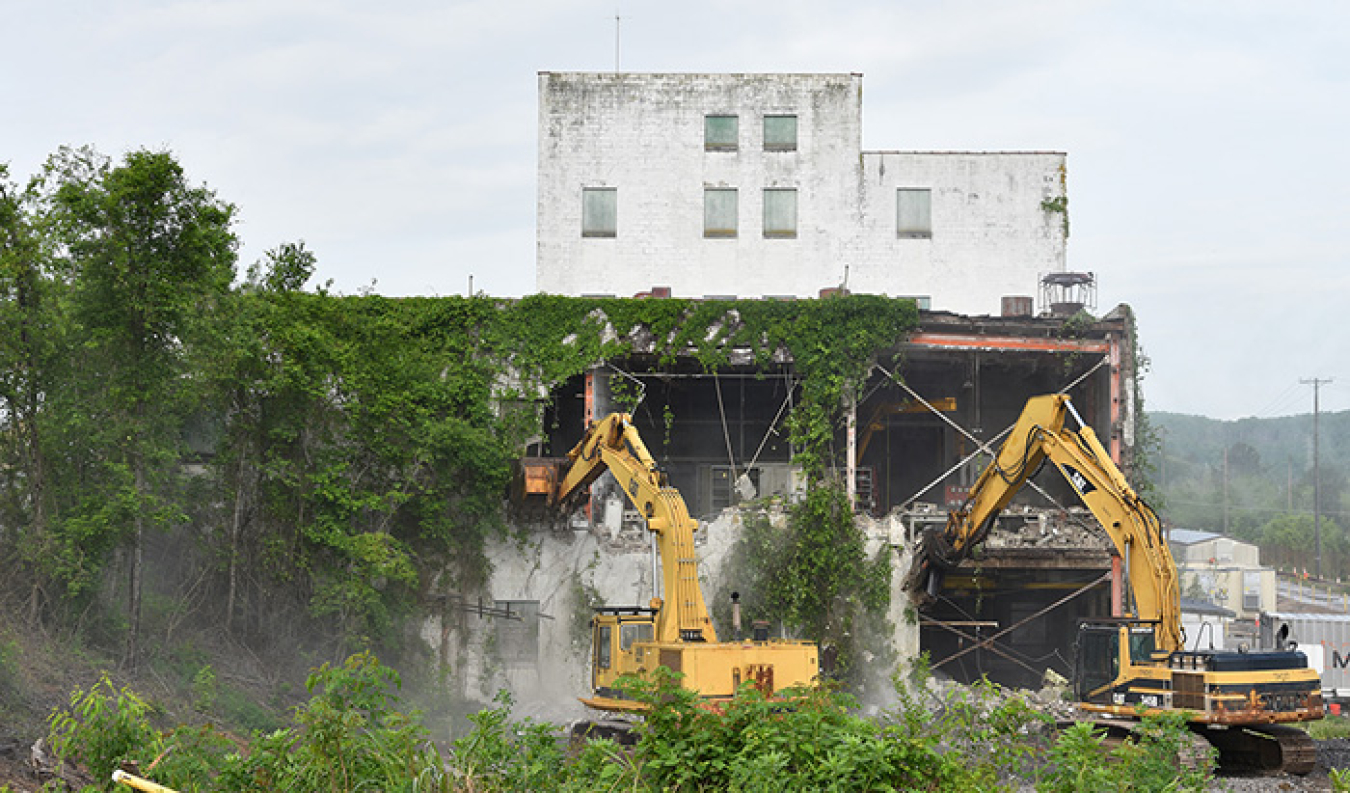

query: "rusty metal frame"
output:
874 362 1110 533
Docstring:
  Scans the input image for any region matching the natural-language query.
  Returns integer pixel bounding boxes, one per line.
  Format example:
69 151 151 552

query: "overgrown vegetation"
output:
720 485 892 689
0 148 920 719
40 652 1215 792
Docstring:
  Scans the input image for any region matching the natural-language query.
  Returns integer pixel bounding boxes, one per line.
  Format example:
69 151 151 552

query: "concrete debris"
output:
983 508 1111 551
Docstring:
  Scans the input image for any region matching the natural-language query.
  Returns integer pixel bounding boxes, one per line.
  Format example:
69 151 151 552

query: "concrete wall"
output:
537 72 864 301
1177 536 1262 568
426 499 916 721
536 72 1067 315
856 152 1067 316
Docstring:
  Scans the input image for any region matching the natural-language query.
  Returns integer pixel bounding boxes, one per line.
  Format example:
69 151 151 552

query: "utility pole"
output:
1301 377 1333 580
1288 458 1293 512
1222 444 1230 535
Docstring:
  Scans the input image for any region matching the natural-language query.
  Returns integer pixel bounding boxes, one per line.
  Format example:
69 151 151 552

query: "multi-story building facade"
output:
536 72 1068 315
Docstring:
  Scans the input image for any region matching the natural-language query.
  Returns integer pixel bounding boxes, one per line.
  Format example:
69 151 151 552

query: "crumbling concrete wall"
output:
425 498 920 721
856 151 1067 313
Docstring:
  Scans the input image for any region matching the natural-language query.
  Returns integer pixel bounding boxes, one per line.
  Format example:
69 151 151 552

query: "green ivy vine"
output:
483 293 919 480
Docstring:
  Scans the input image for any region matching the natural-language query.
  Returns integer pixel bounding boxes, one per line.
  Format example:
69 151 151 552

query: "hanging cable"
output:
713 369 738 482
746 381 797 471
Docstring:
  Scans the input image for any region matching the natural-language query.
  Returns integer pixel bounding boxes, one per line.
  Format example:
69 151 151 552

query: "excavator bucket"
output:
509 457 567 513
902 527 952 603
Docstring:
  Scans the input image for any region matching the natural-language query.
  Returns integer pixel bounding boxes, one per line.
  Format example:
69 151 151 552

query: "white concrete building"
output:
536 72 1068 315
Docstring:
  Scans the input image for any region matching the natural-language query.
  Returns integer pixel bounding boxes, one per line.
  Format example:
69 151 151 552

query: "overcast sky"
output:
8 1 1348 420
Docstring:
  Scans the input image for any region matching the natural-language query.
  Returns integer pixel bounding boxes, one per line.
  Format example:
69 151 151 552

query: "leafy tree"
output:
724 483 891 687
0 164 64 625
44 146 237 667
1227 441 1262 476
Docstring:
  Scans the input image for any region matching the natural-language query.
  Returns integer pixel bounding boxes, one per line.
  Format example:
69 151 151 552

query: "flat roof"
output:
1169 528 1223 545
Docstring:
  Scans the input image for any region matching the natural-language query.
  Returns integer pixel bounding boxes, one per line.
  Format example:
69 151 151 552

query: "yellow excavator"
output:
904 394 1323 774
536 413 818 714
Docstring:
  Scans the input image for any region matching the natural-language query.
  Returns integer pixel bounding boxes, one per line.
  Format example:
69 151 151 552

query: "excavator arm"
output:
553 413 715 644
903 394 1181 652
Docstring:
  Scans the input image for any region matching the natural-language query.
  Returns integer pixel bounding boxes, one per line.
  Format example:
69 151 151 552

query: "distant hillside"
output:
1150 410 1350 479
1148 409 1350 578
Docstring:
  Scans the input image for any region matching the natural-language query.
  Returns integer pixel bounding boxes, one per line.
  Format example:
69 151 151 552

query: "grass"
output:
1308 712 1350 739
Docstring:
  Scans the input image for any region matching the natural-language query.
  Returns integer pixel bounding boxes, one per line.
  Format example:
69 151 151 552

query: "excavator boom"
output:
549 413 817 712
553 413 713 643
904 394 1322 774
904 394 1180 648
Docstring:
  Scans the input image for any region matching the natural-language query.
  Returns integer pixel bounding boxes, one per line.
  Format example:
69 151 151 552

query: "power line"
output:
1254 381 1303 419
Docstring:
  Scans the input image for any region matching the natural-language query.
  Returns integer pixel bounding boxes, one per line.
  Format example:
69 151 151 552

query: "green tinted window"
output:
582 188 617 238
705 115 738 150
764 115 797 150
704 188 738 237
763 188 797 238
898 188 932 237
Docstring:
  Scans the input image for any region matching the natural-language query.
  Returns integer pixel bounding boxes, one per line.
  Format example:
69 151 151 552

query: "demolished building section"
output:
433 70 1146 706
452 299 1140 703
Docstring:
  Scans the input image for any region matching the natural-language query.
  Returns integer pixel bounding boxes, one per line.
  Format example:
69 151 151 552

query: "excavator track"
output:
1197 724 1317 776
1070 718 1214 773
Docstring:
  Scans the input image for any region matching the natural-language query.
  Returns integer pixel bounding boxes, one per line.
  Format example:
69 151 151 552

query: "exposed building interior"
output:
531 292 1138 689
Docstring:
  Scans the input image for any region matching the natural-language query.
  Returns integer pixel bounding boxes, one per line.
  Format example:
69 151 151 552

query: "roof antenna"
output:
614 5 621 73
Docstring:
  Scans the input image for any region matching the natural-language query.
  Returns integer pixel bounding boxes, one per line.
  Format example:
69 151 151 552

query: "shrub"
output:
48 674 162 790
627 667 976 791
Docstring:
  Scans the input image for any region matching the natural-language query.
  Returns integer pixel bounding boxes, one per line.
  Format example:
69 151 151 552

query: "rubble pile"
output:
983 507 1112 551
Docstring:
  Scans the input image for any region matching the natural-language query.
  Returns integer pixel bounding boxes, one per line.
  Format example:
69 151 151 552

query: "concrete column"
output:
583 368 613 522
1108 336 1123 465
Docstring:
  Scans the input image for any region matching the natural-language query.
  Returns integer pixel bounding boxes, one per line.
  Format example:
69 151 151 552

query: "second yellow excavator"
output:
540 413 818 712
904 394 1323 774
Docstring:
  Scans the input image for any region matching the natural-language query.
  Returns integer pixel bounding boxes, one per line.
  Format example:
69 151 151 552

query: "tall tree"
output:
46 147 236 668
0 164 63 624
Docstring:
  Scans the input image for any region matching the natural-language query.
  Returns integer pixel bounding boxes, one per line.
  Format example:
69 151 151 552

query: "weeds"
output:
1037 709 1213 793
1309 713 1350 739
48 674 162 790
44 652 1221 793
1331 766 1350 793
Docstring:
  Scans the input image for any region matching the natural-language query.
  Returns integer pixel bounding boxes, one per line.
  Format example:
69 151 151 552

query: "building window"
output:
705 115 738 150
763 188 797 238
704 188 738 238
763 114 797 151
897 188 932 238
582 187 617 238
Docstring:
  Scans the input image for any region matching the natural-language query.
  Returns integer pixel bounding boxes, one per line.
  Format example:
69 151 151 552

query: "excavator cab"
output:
1074 623 1120 703
590 607 657 705
1074 619 1164 705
